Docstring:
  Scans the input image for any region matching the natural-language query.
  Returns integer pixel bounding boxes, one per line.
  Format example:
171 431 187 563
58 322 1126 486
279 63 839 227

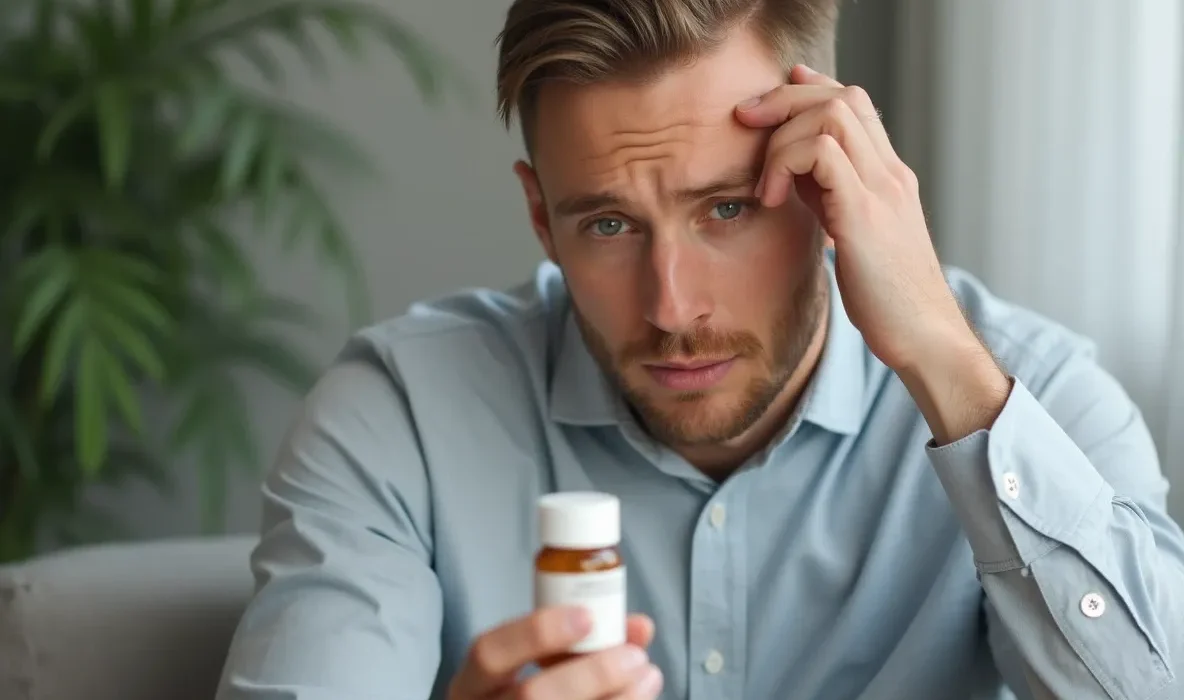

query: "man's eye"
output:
710 202 746 221
591 218 628 236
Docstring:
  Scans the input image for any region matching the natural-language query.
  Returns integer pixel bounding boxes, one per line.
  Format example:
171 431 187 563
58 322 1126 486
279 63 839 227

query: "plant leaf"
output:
13 253 74 355
130 0 156 44
177 85 233 155
86 249 164 286
75 338 109 475
95 306 166 381
170 379 214 452
95 82 133 188
37 92 90 160
254 135 287 223
91 277 174 332
39 299 88 404
321 7 361 57
97 344 143 434
220 109 262 194
194 219 256 294
168 0 202 27
274 12 325 74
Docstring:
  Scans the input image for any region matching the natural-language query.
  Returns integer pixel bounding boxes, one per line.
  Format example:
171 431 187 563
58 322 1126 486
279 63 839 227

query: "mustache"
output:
622 326 763 363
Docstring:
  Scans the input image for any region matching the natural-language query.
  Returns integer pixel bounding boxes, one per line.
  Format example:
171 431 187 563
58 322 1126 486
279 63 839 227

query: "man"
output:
216 0 1184 698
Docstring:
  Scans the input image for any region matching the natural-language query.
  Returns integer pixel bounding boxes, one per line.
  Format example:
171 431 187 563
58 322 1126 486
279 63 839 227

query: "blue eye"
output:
592 218 627 236
710 202 745 221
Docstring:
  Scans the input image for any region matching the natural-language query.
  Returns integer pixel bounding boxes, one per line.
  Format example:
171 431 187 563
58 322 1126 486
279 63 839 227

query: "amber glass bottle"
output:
534 492 626 665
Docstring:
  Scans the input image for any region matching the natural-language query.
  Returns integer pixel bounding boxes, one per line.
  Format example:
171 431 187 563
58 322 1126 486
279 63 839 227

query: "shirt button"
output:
1001 472 1020 499
703 650 725 674
1080 592 1106 618
709 504 727 529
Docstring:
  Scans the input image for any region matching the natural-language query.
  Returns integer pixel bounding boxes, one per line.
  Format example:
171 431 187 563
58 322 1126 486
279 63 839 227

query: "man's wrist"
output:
895 324 1011 446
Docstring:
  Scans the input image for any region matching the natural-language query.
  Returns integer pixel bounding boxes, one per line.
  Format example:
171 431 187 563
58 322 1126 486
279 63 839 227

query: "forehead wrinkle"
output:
584 120 732 174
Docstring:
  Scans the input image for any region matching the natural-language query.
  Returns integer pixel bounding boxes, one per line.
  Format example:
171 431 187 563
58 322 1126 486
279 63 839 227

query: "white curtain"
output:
893 0 1184 519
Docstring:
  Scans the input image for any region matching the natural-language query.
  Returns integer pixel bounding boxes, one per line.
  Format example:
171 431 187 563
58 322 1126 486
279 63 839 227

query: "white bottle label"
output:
534 567 627 653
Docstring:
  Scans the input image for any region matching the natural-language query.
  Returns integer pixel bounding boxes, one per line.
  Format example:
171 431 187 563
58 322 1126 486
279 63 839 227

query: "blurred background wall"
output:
93 0 1184 536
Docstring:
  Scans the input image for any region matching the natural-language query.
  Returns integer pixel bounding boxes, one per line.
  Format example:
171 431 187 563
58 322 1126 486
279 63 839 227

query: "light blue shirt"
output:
217 256 1184 700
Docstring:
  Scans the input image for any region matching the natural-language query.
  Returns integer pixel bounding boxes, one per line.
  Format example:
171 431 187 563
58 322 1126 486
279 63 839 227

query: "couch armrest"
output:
0 535 257 700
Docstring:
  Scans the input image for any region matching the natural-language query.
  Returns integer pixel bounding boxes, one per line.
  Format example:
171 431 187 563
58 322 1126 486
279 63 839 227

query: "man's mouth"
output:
643 357 737 391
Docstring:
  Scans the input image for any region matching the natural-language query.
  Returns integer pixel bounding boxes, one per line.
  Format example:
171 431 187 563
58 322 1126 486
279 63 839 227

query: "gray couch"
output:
0 536 257 700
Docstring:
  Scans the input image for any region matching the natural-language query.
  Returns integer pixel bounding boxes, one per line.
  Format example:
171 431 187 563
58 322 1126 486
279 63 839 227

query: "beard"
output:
572 257 828 447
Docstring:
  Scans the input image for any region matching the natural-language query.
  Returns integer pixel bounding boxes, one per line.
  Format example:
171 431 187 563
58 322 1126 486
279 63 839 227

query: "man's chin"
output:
627 390 752 445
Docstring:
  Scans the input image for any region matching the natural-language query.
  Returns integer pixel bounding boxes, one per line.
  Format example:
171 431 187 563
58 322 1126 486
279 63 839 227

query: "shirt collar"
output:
548 255 868 436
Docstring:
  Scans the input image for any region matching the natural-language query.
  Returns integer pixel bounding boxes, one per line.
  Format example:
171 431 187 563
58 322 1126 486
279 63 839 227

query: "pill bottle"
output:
534 492 626 658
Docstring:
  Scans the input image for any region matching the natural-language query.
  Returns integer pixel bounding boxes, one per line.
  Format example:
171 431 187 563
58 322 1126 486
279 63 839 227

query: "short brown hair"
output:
496 0 840 151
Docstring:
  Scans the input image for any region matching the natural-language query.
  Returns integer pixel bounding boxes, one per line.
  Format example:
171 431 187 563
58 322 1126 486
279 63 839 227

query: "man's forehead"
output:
532 87 768 203
529 28 783 193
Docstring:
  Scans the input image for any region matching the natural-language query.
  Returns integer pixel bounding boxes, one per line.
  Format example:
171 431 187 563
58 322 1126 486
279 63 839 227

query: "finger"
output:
453 606 591 697
734 84 840 128
606 665 664 700
762 97 890 187
789 63 842 88
791 65 896 164
510 645 655 700
625 614 655 648
737 69 896 166
759 134 865 218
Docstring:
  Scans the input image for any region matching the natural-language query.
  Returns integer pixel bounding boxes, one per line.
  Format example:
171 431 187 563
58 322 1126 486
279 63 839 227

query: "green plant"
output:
0 0 456 562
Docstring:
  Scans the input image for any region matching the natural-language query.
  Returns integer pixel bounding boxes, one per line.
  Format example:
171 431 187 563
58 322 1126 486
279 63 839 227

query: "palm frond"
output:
0 0 458 560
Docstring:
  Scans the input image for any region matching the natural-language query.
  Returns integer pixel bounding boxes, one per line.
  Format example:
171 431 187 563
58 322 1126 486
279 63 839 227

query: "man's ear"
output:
513 160 557 264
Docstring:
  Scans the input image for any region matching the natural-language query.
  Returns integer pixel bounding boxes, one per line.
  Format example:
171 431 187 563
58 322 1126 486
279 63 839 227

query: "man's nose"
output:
642 234 713 333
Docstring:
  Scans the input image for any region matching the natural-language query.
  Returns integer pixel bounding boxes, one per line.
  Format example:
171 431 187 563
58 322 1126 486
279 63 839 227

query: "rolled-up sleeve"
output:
216 348 442 700
927 354 1184 699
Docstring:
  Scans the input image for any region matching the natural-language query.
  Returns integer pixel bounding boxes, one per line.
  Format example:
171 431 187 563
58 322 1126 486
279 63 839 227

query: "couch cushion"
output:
0 535 257 700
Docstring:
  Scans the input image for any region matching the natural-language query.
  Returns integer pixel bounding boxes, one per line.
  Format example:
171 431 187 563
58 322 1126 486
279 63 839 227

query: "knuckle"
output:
897 162 919 190
843 84 873 110
823 97 850 121
815 133 841 155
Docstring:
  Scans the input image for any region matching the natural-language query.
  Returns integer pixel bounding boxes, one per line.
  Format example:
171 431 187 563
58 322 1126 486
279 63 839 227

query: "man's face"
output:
516 28 826 448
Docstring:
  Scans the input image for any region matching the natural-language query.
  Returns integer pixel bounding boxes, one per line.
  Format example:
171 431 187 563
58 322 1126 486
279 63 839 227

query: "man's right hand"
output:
448 606 664 699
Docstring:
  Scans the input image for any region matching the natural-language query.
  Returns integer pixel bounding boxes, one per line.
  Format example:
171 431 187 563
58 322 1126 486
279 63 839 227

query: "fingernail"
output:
737 96 761 110
637 665 663 695
566 608 591 635
754 174 765 199
618 645 648 671
798 64 816 74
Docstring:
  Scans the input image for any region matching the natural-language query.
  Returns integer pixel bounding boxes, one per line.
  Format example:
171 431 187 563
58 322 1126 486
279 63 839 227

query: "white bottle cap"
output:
538 492 620 550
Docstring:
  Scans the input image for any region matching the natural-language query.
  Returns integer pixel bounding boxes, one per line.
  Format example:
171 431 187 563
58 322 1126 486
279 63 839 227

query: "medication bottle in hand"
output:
534 492 626 663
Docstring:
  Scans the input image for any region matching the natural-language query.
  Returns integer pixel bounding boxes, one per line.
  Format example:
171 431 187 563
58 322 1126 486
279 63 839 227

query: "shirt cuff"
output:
926 377 1113 569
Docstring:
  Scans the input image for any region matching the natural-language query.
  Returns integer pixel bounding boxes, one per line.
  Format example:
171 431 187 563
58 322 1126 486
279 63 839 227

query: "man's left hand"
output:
735 65 1011 443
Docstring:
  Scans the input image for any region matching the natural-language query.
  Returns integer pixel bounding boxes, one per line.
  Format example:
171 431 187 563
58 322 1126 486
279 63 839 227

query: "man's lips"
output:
642 357 737 391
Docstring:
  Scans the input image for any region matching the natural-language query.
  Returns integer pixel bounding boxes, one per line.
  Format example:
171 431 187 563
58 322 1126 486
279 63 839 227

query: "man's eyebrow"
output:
552 167 760 218
672 168 760 203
